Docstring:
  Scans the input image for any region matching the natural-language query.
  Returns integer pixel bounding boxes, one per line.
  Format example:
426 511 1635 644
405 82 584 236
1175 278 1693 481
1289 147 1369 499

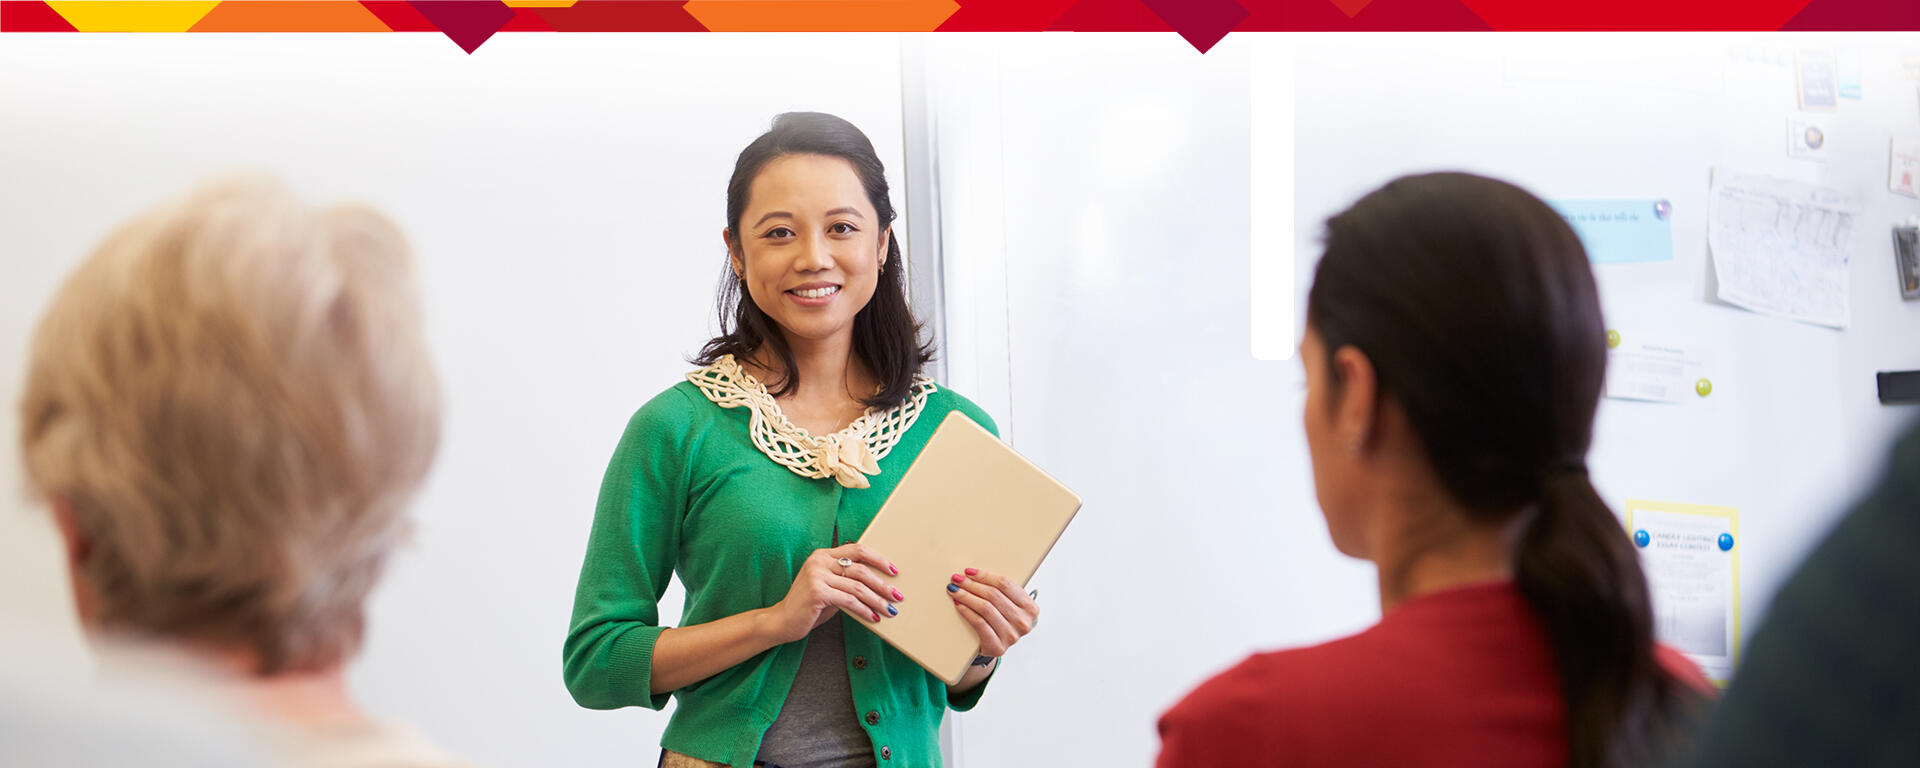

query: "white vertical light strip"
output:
898 35 949 384
924 36 1016 446
1250 37 1297 361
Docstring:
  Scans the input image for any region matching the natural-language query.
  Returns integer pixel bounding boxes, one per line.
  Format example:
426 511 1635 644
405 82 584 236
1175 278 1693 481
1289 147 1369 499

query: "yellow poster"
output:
1624 499 1741 686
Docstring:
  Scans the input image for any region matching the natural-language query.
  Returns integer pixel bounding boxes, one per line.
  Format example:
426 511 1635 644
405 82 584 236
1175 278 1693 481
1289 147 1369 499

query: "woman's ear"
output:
48 494 90 566
1331 345 1378 454
877 227 891 268
48 494 100 626
722 228 743 279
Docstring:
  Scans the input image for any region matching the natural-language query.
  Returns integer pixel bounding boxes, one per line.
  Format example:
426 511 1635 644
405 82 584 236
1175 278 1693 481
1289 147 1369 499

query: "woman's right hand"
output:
763 542 904 645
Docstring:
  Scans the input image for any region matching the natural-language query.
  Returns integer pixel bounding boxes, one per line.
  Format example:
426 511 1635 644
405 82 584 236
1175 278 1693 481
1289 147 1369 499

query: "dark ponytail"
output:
1521 468 1694 765
1309 173 1702 767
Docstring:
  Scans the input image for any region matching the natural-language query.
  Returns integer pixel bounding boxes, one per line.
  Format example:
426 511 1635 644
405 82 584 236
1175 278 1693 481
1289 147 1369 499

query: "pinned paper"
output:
1604 333 1705 403
1709 169 1859 329
1788 115 1831 162
1625 499 1741 686
1548 200 1675 265
1891 136 1920 198
1797 50 1838 110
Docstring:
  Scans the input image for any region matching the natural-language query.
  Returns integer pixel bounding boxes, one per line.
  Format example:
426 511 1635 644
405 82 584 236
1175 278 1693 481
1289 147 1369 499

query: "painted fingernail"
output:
965 568 979 576
947 583 960 593
951 573 965 584
892 588 904 601
871 611 881 621
889 563 899 575
886 604 898 616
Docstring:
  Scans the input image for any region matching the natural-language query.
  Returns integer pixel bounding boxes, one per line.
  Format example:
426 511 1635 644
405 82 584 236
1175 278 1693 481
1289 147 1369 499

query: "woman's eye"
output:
763 227 794 239
829 222 858 235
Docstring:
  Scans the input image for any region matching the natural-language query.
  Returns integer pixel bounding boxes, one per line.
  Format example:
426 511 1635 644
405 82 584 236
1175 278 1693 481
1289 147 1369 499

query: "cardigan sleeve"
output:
562 387 693 711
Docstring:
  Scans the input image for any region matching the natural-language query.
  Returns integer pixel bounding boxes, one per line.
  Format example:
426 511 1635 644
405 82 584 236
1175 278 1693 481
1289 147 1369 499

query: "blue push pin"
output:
1718 533 1735 552
1634 530 1650 548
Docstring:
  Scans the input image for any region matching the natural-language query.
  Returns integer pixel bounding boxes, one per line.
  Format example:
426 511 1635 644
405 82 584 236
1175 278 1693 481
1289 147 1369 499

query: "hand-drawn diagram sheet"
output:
1708 169 1859 329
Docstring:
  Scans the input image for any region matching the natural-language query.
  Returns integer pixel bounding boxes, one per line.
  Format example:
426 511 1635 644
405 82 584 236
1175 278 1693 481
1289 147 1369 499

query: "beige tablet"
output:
845 410 1082 685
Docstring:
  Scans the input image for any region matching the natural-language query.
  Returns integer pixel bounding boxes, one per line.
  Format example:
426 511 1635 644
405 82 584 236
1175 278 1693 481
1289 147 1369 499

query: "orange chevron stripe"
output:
684 0 958 31
190 1 390 32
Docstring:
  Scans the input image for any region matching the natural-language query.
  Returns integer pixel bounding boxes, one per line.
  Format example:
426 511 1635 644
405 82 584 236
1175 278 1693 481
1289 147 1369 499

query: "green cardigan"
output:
563 379 1000 767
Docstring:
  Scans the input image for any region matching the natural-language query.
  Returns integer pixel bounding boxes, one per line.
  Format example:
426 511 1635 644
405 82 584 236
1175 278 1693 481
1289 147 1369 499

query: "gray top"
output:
755 616 877 768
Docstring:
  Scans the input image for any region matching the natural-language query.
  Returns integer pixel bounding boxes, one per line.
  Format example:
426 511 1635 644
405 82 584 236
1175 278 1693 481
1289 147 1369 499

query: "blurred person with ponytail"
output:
1156 172 1713 768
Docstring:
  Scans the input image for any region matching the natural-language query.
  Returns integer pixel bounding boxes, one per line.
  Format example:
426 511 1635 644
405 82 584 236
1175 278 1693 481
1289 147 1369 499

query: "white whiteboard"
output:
0 33 907 766
1291 31 1920 649
920 32 1920 768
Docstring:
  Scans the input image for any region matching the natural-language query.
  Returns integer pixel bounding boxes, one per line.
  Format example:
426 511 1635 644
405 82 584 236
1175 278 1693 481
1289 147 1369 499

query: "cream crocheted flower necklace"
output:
687 354 937 489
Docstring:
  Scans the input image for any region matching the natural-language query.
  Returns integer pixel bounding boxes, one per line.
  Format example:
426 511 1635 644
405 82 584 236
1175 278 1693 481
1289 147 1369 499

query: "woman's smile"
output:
787 282 843 306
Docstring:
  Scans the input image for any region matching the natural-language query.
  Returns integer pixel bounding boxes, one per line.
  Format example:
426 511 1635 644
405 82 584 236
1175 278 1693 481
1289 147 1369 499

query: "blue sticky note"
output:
1548 200 1675 265
1837 49 1862 100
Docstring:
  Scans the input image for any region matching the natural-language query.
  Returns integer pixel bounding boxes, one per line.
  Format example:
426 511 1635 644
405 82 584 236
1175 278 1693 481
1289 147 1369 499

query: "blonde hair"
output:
19 176 441 674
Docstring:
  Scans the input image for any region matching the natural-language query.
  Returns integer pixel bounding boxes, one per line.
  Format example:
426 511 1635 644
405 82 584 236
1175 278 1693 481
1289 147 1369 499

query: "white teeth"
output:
793 286 840 299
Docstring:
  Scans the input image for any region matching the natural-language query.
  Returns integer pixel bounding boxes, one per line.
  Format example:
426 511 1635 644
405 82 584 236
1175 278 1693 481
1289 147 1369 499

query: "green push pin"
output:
1695 378 1713 397
1606 329 1620 349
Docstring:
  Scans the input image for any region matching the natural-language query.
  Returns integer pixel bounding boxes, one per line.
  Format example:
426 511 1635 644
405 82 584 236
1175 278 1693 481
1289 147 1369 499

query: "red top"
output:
1156 582 1713 768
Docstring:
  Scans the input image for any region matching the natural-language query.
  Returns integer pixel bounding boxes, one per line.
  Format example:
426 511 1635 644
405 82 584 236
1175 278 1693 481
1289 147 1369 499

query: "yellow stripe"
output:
47 1 222 32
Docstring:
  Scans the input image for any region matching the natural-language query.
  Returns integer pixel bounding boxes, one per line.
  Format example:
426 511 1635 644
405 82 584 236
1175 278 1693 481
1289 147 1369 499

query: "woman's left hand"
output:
947 568 1039 657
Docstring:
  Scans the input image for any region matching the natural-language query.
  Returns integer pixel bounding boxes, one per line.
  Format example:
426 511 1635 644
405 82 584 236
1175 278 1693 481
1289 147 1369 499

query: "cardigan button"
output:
880 746 892 760
853 655 868 670
865 710 881 726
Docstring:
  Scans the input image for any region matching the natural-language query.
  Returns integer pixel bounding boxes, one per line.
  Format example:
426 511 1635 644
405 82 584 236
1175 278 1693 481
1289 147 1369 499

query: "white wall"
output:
0 33 906 766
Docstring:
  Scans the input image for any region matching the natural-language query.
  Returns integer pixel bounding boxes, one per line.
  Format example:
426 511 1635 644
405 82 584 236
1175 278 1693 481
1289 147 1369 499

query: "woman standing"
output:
1157 173 1712 768
564 113 1039 768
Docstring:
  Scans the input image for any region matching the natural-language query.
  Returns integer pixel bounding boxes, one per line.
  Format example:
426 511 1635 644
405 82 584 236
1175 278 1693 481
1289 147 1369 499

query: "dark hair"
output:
1307 173 1700 767
694 111 933 408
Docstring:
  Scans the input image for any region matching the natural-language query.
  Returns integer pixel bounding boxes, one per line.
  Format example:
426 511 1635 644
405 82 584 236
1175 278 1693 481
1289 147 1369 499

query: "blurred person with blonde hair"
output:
17 175 467 768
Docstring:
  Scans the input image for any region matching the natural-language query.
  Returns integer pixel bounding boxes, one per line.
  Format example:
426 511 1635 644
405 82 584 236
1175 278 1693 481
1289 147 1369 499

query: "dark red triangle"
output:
408 0 515 53
1138 0 1247 53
